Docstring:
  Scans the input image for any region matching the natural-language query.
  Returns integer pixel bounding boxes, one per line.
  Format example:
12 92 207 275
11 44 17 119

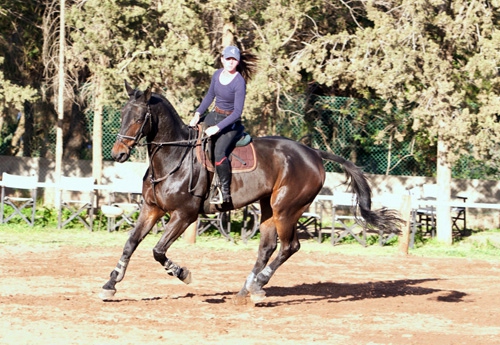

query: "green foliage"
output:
1 0 500 183
37 206 57 227
0 205 29 225
0 57 39 112
67 0 214 116
453 155 500 180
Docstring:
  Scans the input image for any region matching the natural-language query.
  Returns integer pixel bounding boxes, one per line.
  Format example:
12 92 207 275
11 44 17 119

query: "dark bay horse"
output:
100 81 401 304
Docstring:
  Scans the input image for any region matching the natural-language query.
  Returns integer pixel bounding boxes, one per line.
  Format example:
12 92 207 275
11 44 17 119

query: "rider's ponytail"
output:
237 50 258 82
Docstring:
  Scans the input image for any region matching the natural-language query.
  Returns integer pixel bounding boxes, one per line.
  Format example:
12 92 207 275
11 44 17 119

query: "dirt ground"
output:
1 241 500 345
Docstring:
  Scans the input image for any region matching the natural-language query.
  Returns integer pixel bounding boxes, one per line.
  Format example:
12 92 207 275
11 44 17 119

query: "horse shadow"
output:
201 278 468 307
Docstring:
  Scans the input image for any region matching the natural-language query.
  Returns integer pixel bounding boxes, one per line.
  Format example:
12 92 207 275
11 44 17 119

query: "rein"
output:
116 103 210 203
116 105 210 148
148 127 201 183
147 126 208 203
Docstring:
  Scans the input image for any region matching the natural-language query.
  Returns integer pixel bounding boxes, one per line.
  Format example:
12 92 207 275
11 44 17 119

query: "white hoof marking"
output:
99 289 116 300
181 271 192 285
250 290 266 303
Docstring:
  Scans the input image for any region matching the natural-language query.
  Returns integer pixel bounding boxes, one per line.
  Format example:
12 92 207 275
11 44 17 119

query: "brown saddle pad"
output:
195 131 257 173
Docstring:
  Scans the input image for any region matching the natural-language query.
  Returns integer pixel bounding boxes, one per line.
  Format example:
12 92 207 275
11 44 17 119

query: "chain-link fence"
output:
3 95 495 178
36 107 147 163
277 95 421 175
87 95 419 175
86 107 149 162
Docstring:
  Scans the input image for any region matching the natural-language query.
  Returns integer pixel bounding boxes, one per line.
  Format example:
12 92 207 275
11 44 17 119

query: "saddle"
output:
195 123 257 173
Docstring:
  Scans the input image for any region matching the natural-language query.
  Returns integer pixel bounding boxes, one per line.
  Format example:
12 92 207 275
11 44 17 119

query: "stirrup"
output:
210 186 223 205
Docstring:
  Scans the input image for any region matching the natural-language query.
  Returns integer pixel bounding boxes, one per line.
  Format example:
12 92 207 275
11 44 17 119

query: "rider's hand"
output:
189 113 200 127
205 126 220 137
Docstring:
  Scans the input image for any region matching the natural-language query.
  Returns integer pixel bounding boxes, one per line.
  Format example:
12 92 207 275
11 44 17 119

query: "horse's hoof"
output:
99 289 116 300
232 294 248 306
250 289 266 303
180 269 192 284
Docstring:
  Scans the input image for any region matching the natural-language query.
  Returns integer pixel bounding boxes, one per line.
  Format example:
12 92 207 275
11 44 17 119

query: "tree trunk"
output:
185 222 197 244
10 111 25 156
55 0 65 208
222 22 235 47
435 137 452 244
221 3 235 48
22 102 34 156
397 194 412 255
92 78 103 185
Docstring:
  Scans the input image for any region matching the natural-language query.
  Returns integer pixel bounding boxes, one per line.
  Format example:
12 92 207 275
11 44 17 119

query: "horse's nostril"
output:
113 152 126 162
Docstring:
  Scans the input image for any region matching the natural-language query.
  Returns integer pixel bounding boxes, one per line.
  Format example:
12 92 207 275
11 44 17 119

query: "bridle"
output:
116 104 210 148
116 105 152 150
115 101 210 200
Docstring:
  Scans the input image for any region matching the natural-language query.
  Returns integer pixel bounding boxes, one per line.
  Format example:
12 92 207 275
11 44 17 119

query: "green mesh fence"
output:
38 106 147 162
5 96 496 178
87 107 148 162
277 95 421 175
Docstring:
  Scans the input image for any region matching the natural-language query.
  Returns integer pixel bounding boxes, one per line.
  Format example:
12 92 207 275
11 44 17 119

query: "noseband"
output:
116 106 152 149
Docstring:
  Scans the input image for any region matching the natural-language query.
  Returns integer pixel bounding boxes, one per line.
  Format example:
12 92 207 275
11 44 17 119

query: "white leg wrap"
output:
245 272 256 290
113 259 129 282
260 266 273 279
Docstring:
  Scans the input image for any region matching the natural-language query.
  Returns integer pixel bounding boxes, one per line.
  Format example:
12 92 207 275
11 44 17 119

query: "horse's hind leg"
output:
233 213 278 305
100 205 164 300
242 208 304 304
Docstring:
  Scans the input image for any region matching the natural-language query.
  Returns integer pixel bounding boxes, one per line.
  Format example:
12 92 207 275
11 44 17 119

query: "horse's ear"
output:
143 87 152 103
124 80 135 97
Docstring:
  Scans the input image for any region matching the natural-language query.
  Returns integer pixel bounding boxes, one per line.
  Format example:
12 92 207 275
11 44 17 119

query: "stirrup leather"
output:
209 172 223 204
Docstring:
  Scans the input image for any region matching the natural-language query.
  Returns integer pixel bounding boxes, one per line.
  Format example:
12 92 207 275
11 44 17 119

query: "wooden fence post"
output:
398 194 412 255
185 221 197 244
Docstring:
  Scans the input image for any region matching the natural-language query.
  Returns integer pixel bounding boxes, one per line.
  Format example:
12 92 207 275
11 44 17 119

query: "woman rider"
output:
190 45 257 204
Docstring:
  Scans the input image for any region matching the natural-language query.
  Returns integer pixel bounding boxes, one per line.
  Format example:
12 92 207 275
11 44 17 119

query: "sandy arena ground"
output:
1 241 499 345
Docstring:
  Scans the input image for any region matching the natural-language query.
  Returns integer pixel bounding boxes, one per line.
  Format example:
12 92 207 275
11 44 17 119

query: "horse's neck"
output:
146 105 193 173
149 124 187 143
150 101 189 143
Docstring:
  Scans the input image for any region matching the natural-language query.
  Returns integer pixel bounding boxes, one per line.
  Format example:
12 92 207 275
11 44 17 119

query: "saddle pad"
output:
196 142 257 173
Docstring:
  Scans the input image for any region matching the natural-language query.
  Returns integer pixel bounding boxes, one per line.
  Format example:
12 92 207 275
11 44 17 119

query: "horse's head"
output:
112 80 153 162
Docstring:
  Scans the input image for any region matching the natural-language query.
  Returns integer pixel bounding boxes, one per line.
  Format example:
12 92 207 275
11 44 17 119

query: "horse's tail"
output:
317 150 402 233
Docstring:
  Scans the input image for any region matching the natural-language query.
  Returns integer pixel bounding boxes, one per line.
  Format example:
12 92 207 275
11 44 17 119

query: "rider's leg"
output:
212 124 240 204
215 157 231 203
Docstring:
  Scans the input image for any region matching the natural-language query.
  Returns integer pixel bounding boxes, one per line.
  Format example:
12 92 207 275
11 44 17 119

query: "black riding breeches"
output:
203 112 244 164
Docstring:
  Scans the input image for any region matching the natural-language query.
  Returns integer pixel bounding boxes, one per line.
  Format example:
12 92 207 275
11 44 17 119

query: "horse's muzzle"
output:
111 142 131 163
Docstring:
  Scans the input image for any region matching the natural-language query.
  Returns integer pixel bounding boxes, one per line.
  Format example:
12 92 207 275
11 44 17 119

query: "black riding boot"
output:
216 159 232 204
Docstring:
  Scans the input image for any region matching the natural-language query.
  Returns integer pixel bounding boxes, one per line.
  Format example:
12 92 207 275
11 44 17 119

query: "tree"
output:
294 0 500 243
0 57 39 154
67 0 216 178
0 1 41 155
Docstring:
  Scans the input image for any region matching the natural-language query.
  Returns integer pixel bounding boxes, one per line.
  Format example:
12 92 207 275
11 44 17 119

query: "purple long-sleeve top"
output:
196 68 246 131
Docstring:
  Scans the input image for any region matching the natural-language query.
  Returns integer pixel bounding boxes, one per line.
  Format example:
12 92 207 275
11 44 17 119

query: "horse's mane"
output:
150 92 184 125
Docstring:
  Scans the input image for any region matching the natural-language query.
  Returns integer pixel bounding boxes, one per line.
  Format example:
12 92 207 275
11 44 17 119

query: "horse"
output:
100 80 401 304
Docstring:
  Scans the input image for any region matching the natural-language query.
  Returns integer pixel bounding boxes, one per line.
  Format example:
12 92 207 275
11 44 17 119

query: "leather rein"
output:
115 104 209 203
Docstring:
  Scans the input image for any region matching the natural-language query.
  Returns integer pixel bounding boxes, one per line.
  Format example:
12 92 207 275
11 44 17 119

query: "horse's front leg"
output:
99 205 164 300
151 211 197 284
